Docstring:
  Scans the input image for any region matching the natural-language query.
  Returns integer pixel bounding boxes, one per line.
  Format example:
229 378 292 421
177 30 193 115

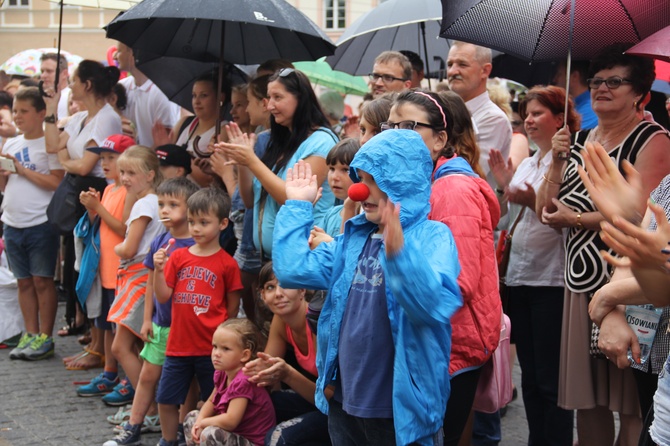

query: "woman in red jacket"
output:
385 89 501 445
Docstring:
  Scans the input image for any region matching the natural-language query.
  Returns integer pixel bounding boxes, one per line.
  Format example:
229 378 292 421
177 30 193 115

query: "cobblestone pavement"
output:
0 303 536 446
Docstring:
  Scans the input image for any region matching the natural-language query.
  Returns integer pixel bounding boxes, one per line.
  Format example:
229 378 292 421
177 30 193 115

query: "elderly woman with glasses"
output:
536 44 670 446
217 68 337 262
385 89 501 445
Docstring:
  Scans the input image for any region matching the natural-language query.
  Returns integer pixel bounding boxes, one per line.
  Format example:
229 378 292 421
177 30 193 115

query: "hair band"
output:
413 91 447 129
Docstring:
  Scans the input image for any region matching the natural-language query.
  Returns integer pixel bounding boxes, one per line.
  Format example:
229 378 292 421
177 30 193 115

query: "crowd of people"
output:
0 37 669 446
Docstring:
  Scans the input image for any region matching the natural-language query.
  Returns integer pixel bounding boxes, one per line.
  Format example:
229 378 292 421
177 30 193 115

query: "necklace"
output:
595 114 638 149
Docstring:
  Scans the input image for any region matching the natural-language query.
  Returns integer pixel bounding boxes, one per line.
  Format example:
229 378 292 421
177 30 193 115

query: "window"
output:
8 0 30 6
324 0 345 30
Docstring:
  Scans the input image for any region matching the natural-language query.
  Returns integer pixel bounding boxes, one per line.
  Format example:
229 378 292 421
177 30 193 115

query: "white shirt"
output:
466 91 512 191
57 86 71 119
1 135 62 228
175 119 215 157
125 193 163 262
505 150 565 287
120 77 180 147
64 103 121 178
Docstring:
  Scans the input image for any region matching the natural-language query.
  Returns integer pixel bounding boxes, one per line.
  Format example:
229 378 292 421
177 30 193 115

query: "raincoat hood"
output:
349 130 433 228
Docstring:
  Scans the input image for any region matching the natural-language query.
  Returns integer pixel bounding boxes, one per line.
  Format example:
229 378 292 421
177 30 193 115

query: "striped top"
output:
558 121 668 294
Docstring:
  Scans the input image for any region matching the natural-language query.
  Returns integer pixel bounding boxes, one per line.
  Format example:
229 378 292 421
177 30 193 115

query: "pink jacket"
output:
429 156 502 375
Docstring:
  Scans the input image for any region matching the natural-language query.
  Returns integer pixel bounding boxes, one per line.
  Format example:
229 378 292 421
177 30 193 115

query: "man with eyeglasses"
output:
447 42 512 191
553 61 598 130
368 51 412 98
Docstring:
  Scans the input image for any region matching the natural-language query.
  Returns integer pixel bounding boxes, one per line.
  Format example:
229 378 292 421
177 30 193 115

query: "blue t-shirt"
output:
252 128 337 258
336 234 394 418
143 231 195 327
321 204 343 238
237 131 270 255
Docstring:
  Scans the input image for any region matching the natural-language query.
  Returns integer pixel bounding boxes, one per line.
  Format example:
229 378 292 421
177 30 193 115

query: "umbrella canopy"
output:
625 25 670 64
105 0 335 65
44 0 140 9
440 0 670 62
134 51 250 110
0 48 83 77
293 57 369 96
325 0 448 79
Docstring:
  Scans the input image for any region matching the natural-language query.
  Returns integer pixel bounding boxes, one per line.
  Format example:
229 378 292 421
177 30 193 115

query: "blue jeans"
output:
472 411 501 446
265 389 330 446
328 400 443 446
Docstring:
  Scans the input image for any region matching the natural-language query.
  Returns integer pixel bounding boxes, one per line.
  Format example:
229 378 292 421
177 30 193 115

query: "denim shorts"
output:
155 355 214 405
139 323 169 366
4 222 59 279
95 288 116 330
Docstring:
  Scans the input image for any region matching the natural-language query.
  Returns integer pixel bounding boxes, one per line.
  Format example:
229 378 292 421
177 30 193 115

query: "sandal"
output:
63 349 88 365
77 332 92 346
57 322 88 337
65 348 104 371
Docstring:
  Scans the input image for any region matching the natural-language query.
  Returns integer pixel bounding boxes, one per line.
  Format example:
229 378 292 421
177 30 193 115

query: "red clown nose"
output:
348 183 370 202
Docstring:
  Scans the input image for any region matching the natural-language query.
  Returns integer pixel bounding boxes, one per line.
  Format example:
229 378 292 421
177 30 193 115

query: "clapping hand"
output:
285 160 318 203
488 149 514 191
578 142 644 225
216 123 257 166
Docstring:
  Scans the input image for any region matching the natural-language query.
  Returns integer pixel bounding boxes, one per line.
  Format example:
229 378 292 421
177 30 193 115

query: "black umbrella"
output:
326 0 448 88
106 0 335 145
440 0 670 62
134 51 250 111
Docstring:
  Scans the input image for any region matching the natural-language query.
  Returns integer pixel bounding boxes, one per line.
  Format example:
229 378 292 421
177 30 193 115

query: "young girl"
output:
106 145 163 406
243 262 331 446
184 318 275 446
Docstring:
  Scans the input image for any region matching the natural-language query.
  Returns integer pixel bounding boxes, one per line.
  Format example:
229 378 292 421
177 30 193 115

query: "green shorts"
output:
139 323 169 366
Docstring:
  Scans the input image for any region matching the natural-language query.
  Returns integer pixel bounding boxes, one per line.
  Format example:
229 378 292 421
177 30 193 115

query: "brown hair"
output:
218 318 262 360
520 85 581 133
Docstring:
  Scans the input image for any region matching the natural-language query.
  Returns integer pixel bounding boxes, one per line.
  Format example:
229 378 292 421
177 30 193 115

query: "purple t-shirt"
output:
336 233 394 418
143 231 194 327
212 369 275 446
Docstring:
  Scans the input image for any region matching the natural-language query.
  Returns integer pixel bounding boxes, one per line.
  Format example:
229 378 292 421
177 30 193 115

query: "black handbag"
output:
47 173 107 235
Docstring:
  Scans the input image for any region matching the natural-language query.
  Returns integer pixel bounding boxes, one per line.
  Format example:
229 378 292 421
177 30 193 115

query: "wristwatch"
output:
44 114 57 124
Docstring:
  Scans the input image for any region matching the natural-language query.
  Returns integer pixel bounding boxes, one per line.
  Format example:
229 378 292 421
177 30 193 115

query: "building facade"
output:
0 0 384 67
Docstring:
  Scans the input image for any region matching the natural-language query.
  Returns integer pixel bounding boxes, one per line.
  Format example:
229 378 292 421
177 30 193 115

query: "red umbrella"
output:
654 60 670 83
625 25 670 64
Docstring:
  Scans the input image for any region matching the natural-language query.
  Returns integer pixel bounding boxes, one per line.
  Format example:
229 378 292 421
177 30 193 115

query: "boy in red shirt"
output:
153 187 242 446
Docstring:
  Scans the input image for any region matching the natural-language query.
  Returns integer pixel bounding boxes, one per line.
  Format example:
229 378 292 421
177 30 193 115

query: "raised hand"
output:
488 148 514 190
151 121 171 147
600 201 670 273
379 198 403 257
578 142 644 225
285 160 318 203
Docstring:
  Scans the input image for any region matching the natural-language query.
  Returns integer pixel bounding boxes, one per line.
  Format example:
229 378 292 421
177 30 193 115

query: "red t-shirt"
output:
164 248 242 356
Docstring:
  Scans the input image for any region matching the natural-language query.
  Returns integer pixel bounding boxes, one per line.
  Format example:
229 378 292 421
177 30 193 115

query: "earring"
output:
633 100 639 109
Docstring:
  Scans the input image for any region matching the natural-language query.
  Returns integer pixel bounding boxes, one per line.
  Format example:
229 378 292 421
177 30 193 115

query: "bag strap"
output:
177 115 196 140
507 207 526 239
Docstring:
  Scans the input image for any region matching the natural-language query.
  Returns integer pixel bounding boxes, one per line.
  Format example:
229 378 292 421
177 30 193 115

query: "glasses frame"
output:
368 72 407 84
586 76 633 90
380 120 443 131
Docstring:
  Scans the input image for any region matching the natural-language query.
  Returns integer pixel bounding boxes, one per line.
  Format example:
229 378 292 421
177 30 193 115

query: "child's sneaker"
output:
23 334 54 361
8 333 35 360
102 378 135 406
103 422 142 446
78 373 120 397
156 439 179 446
114 415 161 434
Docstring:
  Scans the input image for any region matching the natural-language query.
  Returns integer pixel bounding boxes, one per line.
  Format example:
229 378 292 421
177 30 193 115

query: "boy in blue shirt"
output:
272 130 462 446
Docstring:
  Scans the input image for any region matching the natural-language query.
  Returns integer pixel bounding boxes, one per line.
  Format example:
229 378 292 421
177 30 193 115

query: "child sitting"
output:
153 187 243 446
272 130 462 445
184 318 275 446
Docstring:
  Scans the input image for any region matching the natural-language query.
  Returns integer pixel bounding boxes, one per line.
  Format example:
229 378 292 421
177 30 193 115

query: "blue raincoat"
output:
273 130 462 445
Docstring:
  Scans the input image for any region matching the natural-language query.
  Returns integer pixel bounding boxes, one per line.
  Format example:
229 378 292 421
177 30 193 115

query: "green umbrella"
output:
294 57 369 96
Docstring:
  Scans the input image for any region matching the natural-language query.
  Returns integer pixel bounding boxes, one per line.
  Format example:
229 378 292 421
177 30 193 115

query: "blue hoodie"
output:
273 130 462 445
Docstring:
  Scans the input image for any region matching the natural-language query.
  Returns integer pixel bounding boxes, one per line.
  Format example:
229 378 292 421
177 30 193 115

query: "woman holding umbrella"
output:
536 44 670 445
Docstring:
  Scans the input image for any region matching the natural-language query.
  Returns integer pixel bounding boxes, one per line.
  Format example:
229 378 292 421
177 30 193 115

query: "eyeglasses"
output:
586 76 633 90
368 73 406 84
278 68 295 77
380 121 441 131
